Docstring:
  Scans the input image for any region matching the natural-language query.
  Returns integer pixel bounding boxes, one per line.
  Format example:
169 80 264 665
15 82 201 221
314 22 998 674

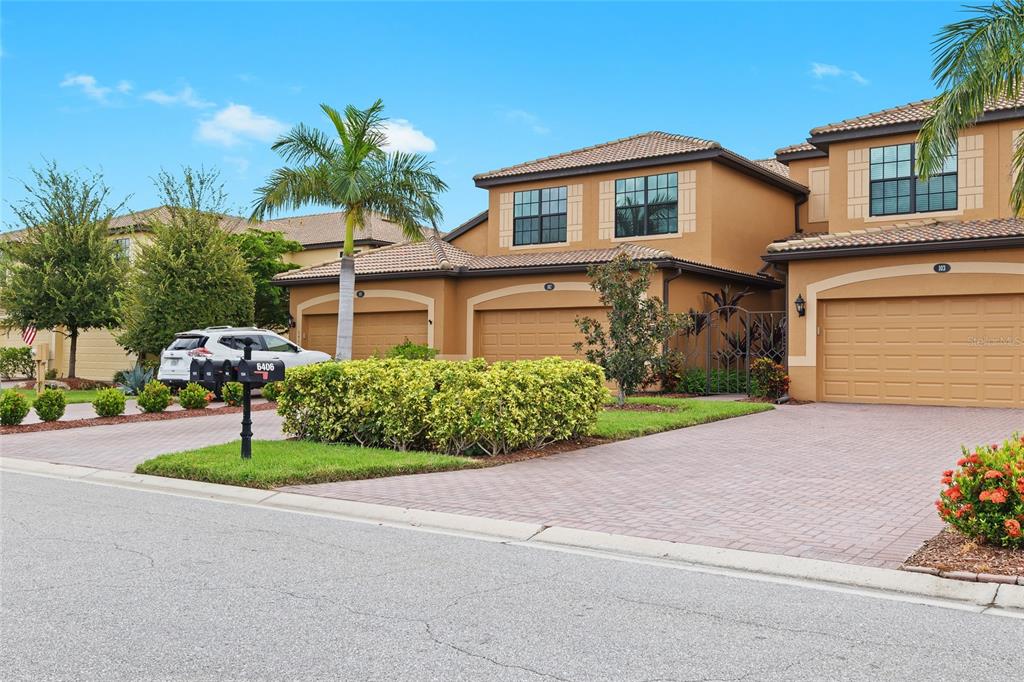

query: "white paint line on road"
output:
3 455 1021 618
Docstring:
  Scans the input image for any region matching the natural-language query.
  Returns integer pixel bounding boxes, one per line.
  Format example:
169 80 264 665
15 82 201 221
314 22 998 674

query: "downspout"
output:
793 194 807 234
662 266 684 311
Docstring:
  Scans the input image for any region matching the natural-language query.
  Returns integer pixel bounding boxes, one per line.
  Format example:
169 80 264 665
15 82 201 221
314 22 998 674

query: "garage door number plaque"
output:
933 263 952 273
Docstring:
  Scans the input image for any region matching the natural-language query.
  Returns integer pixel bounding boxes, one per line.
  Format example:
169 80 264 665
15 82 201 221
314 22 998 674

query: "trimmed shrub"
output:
0 390 31 426
386 339 439 360
92 388 127 417
33 388 66 422
277 358 606 455
260 381 282 402
937 434 1024 548
178 382 211 410
749 358 790 401
137 380 172 413
221 381 244 407
44 368 58 380
0 347 35 379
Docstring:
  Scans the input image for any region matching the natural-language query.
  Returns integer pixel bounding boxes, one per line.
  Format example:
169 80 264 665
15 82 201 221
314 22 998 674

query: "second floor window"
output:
870 143 957 216
513 187 567 245
114 237 132 259
615 172 678 237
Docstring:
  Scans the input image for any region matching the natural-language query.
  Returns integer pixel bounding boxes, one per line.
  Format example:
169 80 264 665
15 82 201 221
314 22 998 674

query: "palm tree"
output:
251 100 447 359
917 0 1024 213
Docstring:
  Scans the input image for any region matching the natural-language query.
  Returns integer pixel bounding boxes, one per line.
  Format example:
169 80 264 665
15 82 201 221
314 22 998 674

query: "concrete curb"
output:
3 456 1021 614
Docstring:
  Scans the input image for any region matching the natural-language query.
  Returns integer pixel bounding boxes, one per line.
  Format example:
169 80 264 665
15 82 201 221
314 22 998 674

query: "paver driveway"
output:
1 409 284 471
284 403 1024 568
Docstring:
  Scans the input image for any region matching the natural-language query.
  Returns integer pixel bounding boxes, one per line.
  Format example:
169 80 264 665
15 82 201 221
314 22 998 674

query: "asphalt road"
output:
1 473 1020 681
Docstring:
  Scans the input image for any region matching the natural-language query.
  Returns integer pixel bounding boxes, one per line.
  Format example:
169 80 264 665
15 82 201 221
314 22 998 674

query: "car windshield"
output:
168 335 205 351
263 336 299 353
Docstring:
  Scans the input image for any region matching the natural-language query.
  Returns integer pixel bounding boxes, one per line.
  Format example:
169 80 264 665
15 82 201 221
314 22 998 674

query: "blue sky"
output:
2 1 967 231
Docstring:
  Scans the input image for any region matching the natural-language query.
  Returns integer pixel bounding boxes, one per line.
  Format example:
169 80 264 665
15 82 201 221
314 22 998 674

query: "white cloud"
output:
505 109 550 134
142 85 213 108
60 74 112 101
116 80 133 93
224 156 251 174
196 104 288 146
381 119 436 153
810 62 869 86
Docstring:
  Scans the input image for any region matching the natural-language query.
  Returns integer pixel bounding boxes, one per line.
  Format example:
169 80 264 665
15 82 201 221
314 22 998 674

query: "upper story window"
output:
114 237 131 259
615 172 677 237
513 186 567 245
870 143 957 216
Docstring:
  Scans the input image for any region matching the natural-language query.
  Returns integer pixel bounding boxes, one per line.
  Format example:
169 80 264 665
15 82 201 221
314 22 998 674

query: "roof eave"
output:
474 149 808 195
762 235 1024 262
807 107 1024 147
775 148 828 162
442 210 489 242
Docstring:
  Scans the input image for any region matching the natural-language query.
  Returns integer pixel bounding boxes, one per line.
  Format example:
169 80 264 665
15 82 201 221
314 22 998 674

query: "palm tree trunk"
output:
335 256 355 360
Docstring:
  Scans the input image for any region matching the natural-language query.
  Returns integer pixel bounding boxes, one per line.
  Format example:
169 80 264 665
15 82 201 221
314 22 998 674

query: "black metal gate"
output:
667 306 786 395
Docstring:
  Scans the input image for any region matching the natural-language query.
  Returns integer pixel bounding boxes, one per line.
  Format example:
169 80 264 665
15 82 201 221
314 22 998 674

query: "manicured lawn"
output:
137 397 769 488
135 440 482 489
10 388 104 405
590 397 773 440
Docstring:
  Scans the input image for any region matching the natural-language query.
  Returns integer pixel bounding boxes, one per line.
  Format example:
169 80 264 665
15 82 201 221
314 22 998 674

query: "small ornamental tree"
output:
229 229 301 330
117 168 255 356
573 253 689 405
0 163 127 377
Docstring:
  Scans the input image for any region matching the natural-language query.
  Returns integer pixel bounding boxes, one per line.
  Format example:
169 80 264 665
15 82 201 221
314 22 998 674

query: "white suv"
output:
157 326 331 388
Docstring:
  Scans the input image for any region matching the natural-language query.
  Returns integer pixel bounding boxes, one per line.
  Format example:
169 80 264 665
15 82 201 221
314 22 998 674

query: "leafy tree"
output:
250 99 447 359
230 229 301 329
117 168 255 356
918 0 1024 213
573 254 690 405
0 162 127 378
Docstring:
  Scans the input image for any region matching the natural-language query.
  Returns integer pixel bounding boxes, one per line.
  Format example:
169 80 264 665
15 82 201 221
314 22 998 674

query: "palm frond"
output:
249 165 334 221
270 123 339 165
918 0 1024 190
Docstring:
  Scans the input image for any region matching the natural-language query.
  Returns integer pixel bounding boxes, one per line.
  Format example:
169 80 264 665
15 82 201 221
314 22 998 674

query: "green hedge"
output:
676 367 747 395
277 358 607 456
0 347 35 380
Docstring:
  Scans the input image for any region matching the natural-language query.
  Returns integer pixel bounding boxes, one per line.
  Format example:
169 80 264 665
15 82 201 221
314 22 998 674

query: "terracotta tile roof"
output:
810 95 1024 136
474 131 721 181
3 206 251 241
766 217 1024 254
774 141 817 155
752 158 790 178
275 235 772 284
259 210 432 247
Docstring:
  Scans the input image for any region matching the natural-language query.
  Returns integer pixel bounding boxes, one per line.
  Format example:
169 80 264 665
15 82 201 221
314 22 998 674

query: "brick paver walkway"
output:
1 410 284 471
283 403 1024 568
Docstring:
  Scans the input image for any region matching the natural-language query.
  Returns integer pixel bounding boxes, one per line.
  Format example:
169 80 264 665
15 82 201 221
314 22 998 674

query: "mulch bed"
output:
0 402 278 435
605 403 675 413
903 527 1024 577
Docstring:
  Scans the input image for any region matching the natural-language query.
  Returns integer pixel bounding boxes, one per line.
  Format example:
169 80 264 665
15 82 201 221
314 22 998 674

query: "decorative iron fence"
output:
666 306 787 395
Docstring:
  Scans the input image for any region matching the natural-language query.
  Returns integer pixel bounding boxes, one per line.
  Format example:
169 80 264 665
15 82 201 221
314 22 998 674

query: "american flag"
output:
21 325 36 346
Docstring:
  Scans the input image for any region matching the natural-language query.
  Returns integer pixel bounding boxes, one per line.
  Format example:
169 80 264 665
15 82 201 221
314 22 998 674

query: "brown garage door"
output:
303 311 428 358
820 294 1023 407
477 307 603 361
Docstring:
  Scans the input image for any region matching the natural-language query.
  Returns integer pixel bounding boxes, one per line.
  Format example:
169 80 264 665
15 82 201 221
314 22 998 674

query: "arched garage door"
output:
820 294 1023 407
303 311 428 358
476 307 604 361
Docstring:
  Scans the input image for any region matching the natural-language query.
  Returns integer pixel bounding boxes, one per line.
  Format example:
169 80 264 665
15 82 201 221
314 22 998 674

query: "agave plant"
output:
117 363 154 396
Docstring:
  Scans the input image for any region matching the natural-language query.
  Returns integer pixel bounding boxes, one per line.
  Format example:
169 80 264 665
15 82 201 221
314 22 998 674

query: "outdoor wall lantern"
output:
794 294 806 317
288 313 296 328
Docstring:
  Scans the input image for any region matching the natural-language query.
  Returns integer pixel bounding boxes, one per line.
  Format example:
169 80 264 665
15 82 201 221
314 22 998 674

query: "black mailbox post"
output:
235 339 285 460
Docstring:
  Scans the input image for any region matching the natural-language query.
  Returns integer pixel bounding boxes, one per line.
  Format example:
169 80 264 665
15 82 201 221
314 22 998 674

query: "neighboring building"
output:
276 131 807 361
766 96 1024 408
0 207 415 380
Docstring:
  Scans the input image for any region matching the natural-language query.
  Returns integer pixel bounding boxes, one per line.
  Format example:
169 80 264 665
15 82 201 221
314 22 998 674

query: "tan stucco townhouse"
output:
765 96 1024 408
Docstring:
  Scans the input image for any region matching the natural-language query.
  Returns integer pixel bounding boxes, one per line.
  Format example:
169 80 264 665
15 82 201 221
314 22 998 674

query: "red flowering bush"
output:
749 358 790 401
936 433 1024 548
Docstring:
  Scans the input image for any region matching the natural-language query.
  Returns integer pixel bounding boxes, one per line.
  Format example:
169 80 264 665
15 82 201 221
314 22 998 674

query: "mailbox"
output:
236 358 285 385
